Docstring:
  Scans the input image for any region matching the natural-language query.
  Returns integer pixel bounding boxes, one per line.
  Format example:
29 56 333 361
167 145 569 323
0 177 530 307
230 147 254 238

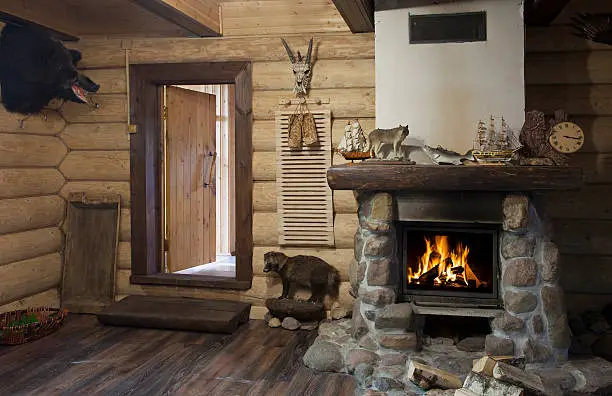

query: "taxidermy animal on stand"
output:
367 125 410 159
0 24 100 115
263 251 340 304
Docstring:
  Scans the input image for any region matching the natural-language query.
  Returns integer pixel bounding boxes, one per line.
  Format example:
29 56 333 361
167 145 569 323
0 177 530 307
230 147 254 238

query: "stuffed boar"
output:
0 24 100 115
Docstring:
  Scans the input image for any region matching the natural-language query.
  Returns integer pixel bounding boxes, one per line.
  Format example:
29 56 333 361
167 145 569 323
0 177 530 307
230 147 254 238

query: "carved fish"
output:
422 145 475 165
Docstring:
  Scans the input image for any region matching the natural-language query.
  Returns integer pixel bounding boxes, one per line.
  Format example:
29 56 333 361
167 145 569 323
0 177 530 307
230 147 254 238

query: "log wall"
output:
64 0 367 315
0 109 66 313
526 0 612 312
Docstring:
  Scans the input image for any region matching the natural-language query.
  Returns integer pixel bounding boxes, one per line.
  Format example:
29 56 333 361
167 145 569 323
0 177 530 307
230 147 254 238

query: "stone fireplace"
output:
304 164 584 393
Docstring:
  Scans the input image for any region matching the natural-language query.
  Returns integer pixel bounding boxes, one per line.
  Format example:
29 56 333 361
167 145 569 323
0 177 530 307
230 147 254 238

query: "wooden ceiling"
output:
0 0 220 40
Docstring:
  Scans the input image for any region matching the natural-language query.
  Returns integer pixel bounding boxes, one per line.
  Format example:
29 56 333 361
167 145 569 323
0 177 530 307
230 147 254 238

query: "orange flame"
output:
407 235 482 288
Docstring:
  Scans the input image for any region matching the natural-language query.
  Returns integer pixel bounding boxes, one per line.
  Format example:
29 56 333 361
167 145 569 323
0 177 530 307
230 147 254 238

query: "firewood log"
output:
463 372 524 396
493 361 546 395
472 356 527 377
418 265 439 284
407 360 463 390
451 266 465 275
454 389 479 396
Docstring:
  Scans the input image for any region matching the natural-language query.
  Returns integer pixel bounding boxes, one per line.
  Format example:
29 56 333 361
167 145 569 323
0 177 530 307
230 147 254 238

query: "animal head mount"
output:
0 24 100 115
280 37 313 96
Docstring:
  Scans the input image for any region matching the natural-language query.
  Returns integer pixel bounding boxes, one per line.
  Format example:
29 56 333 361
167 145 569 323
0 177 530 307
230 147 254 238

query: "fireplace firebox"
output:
398 222 499 303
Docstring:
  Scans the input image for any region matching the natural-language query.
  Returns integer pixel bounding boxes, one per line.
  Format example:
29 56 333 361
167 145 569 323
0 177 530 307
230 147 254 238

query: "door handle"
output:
203 152 217 188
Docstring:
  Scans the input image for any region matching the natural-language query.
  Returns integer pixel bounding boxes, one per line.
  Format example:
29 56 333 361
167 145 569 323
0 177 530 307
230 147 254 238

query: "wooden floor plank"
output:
0 315 356 396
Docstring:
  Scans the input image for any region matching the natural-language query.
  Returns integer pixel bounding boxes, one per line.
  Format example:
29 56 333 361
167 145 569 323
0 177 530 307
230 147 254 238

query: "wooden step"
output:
96 295 251 334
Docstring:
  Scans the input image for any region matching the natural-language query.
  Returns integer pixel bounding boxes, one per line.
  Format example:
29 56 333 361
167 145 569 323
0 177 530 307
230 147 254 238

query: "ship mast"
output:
476 120 487 151
499 117 508 150
488 115 496 151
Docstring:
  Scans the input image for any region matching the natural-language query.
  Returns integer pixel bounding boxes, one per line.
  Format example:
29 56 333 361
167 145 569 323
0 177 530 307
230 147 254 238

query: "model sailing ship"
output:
472 115 521 164
336 120 371 160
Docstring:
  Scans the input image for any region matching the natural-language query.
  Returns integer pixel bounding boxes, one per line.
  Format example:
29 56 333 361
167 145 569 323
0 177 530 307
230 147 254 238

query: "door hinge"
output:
162 106 168 120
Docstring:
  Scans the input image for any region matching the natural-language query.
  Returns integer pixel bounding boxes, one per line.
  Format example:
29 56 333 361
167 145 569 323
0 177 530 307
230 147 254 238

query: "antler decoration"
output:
570 13 612 46
280 37 314 96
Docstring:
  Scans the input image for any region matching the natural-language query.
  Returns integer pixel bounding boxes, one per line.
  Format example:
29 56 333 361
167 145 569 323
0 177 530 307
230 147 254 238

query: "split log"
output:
463 372 524 396
454 389 479 396
0 108 65 134
0 169 65 199
0 195 64 235
253 246 352 281
60 123 129 150
451 266 465 275
473 356 527 377
0 134 67 167
60 181 130 208
0 288 59 314
0 227 62 266
493 361 546 395
0 253 62 305
418 265 439 284
60 151 130 181
407 360 463 390
60 94 127 123
264 298 325 322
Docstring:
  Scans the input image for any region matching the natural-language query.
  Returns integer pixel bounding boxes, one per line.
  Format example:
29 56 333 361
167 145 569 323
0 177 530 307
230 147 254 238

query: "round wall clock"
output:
549 121 585 154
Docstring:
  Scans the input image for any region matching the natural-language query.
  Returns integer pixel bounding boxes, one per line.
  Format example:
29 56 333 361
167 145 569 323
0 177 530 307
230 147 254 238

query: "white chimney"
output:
375 0 525 156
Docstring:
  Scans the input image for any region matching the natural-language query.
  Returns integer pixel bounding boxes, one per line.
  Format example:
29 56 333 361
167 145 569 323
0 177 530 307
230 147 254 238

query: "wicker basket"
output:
0 307 68 345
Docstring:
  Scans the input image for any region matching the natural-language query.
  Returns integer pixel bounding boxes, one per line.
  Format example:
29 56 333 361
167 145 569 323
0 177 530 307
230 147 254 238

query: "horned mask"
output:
281 37 313 96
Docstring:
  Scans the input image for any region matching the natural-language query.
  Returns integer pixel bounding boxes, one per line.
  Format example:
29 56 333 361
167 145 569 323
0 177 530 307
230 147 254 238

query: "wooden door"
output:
165 86 216 272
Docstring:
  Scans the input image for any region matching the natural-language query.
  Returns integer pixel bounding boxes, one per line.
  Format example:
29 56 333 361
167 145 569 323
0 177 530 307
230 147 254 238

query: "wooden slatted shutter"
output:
275 109 334 247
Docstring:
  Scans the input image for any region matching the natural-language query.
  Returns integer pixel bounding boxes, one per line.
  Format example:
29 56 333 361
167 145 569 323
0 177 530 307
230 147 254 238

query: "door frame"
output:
128 62 253 290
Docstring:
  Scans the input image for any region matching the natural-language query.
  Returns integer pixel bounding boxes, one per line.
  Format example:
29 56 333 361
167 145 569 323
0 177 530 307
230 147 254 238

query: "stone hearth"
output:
302 164 590 394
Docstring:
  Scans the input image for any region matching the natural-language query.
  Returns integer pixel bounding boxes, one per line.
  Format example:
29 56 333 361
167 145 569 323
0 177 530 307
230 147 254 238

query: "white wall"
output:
375 0 525 155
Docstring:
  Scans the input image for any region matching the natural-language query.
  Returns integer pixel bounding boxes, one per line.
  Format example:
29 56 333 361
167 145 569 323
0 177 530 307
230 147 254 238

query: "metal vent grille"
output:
409 11 487 44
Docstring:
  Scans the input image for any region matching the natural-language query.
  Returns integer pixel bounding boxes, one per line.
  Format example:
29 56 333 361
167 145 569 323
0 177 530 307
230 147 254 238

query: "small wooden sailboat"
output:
472 116 521 164
336 120 371 161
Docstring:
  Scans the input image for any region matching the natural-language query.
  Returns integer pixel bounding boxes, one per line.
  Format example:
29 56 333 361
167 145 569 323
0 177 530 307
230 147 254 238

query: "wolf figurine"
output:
263 251 340 304
367 125 410 159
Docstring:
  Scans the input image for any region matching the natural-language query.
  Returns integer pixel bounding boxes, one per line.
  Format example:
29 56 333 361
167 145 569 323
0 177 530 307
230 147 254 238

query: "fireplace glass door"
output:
399 222 499 301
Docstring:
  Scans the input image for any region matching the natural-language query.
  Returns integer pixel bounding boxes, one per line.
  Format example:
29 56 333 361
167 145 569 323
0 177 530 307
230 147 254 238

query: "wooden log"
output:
418 264 439 285
117 242 131 269
72 33 375 68
264 298 325 322
540 185 612 220
0 195 65 235
221 0 348 36
60 181 130 208
333 190 357 213
0 288 59 314
559 255 612 294
407 360 463 390
463 372 524 396
253 246 353 280
254 88 374 120
253 59 374 91
253 212 278 246
0 227 62 266
0 169 65 199
82 68 127 94
59 151 130 181
472 356 525 377
252 151 276 181
526 51 612 86
253 117 376 152
0 253 62 305
0 134 67 167
60 123 129 150
334 213 359 249
526 25 610 53
60 94 128 123
116 269 353 309
526 85 612 116
553 220 612 256
119 209 131 242
570 153 612 184
0 108 65 134
493 362 546 396
253 182 276 212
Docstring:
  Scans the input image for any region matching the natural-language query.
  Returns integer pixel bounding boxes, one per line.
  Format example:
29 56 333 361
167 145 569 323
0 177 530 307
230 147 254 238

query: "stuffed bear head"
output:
0 24 100 115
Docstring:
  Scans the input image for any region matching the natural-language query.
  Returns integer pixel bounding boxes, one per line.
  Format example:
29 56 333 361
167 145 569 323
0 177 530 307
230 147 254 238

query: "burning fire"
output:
407 235 482 288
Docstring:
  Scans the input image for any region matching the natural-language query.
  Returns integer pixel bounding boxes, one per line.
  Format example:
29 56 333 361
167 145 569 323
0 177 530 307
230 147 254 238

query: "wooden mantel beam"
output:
130 0 221 37
332 0 374 33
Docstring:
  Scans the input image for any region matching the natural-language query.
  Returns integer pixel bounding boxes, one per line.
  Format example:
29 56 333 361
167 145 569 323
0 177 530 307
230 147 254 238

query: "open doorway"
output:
128 62 252 290
161 84 236 277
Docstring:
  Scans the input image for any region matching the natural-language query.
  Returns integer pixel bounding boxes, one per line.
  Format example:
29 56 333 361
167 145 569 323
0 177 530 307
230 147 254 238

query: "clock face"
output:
549 122 585 154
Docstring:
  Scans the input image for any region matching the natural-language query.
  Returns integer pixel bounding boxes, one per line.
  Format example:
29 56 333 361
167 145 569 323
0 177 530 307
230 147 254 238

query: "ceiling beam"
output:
0 0 80 40
130 0 220 37
332 0 374 33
